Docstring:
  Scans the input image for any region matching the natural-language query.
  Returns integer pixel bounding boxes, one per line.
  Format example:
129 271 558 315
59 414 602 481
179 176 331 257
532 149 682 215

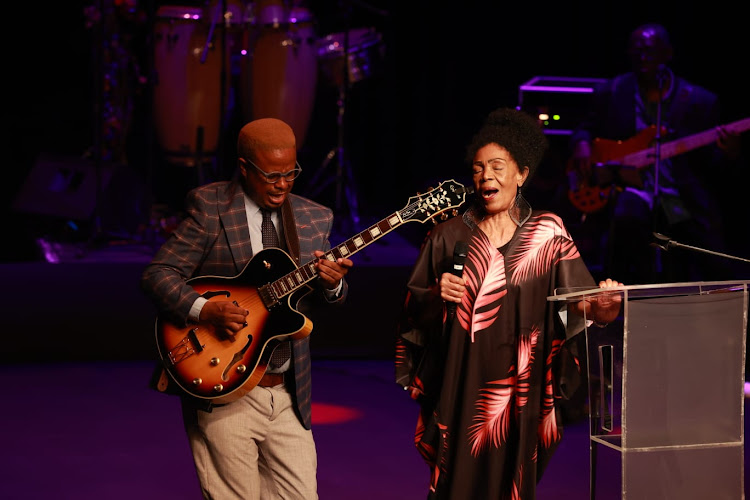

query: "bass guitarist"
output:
140 118 353 499
568 23 743 285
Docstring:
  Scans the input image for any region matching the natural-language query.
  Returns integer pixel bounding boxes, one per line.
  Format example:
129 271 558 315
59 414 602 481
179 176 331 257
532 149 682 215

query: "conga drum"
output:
244 0 317 150
152 5 226 167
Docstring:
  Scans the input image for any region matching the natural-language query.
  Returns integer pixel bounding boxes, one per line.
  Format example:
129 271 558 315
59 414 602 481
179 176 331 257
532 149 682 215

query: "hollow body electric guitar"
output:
155 179 473 404
567 116 750 214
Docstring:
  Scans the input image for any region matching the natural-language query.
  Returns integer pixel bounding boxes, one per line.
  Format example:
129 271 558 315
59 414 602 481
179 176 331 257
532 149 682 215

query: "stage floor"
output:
2 359 746 499
0 359 589 500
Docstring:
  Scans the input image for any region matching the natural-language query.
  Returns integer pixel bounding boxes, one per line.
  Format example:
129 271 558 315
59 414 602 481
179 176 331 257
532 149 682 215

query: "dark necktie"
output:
261 209 290 368
261 209 281 249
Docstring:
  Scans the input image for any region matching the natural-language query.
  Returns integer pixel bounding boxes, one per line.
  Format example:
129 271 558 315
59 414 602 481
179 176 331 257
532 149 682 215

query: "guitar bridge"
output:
257 284 279 310
167 328 204 365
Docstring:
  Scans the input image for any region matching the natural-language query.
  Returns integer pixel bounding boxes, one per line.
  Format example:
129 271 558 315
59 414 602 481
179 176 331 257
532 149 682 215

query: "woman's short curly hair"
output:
465 107 549 180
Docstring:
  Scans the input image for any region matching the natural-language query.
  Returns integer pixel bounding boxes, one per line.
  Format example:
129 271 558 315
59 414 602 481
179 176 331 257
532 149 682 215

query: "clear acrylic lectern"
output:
549 281 748 499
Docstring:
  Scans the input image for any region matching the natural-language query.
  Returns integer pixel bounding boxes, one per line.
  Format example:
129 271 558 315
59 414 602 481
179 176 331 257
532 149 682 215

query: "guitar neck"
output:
268 211 404 300
261 180 472 303
619 117 750 169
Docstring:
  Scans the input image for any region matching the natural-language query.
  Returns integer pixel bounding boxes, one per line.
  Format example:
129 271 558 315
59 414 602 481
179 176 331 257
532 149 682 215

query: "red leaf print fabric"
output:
468 376 514 456
457 232 507 340
538 338 565 448
467 326 539 456
507 213 580 285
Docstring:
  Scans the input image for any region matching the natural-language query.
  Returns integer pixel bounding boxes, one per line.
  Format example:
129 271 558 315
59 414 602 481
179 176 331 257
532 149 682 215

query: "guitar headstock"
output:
398 179 474 224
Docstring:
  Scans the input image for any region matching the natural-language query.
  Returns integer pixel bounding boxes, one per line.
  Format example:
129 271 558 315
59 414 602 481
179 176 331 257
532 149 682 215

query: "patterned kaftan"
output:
396 207 596 499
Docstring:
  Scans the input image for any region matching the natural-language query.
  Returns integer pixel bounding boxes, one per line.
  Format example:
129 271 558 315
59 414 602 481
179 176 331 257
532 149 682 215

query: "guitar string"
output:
163 183 468 392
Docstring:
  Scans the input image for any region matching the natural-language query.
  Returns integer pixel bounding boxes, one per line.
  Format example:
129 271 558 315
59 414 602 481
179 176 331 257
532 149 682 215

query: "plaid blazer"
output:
141 180 348 428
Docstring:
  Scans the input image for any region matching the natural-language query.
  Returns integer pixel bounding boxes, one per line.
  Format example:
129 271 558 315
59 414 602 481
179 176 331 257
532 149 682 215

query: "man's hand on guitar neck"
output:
313 249 353 291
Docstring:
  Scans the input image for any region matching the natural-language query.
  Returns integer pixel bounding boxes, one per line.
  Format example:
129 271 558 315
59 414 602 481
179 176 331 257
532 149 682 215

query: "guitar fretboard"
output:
268 212 403 301
265 181 472 302
621 117 750 169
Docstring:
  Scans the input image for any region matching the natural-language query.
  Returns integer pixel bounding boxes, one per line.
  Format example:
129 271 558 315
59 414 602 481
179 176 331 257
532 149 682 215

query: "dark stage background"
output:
5 1 750 259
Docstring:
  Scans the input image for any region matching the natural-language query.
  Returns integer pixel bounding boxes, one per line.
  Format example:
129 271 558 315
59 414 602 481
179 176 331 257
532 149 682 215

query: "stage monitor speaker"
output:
12 153 147 234
13 153 116 220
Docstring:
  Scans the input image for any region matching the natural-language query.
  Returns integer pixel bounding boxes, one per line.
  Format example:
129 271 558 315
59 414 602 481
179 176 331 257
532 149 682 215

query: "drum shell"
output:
241 5 317 150
152 6 227 166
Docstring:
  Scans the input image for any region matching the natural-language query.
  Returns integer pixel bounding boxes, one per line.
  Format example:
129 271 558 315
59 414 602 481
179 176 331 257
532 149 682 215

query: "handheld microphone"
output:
447 241 469 320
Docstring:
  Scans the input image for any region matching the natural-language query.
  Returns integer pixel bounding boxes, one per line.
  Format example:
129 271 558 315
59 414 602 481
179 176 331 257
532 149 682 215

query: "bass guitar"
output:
155 179 473 404
567 116 750 214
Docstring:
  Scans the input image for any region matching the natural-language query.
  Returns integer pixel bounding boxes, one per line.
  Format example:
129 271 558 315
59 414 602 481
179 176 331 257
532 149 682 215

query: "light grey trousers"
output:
182 384 318 500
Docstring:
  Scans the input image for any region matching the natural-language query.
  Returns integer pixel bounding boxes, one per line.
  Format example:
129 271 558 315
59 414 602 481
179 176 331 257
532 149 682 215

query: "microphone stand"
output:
652 233 750 264
652 70 666 200
650 68 667 275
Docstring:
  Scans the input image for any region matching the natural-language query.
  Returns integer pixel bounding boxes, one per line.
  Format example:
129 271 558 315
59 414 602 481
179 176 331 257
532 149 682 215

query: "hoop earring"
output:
509 186 531 227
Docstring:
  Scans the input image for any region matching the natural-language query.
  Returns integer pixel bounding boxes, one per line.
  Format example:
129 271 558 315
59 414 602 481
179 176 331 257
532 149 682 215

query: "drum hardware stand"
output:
193 126 208 185
305 28 361 234
139 0 161 251
202 0 230 181
305 0 389 234
81 0 109 252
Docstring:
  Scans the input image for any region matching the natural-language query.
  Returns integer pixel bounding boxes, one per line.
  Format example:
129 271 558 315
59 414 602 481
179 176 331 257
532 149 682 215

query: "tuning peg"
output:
431 217 438 225
451 209 459 217
440 212 448 220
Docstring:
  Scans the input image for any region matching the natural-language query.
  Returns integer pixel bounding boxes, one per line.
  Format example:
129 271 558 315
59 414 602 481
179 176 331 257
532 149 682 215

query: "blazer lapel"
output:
220 182 254 273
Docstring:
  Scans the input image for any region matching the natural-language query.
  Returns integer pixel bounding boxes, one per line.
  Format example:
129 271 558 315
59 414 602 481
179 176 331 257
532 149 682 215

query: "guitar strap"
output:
271 198 301 370
280 198 301 264
150 360 218 411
